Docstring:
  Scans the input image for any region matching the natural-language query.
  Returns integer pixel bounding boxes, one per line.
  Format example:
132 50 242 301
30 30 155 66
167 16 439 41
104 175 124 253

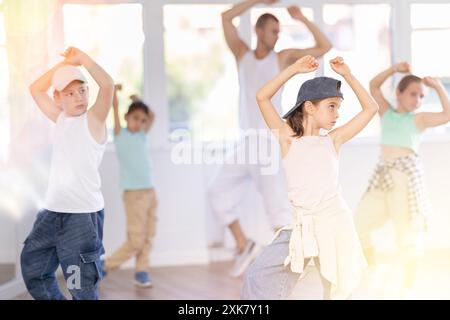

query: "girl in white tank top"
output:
242 55 379 299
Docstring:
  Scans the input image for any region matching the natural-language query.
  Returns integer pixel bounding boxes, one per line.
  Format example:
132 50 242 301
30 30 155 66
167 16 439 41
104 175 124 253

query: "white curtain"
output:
0 0 63 282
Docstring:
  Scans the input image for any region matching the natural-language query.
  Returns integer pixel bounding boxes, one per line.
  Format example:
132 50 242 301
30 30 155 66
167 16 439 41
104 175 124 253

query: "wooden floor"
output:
13 249 450 300
14 261 243 300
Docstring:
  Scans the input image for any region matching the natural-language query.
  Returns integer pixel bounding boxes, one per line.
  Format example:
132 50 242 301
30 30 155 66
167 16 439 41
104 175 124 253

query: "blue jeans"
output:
241 230 331 299
20 209 105 300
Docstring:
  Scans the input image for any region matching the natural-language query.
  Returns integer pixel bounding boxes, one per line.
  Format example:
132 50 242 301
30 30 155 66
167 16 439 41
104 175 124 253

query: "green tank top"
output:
380 107 422 153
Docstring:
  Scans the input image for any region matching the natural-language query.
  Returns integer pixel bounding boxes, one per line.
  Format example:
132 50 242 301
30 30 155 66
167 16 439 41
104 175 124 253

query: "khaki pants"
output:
106 189 158 272
354 169 423 261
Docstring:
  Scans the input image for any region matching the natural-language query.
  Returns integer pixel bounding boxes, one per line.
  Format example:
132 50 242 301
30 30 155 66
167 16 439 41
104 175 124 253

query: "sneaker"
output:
134 271 153 288
229 240 261 278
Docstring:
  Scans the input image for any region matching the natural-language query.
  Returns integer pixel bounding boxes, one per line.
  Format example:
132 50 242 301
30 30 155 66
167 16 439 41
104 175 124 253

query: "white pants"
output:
207 136 292 229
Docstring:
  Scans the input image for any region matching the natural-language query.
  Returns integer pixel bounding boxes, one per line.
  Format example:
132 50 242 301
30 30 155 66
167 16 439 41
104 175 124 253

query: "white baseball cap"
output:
52 65 87 91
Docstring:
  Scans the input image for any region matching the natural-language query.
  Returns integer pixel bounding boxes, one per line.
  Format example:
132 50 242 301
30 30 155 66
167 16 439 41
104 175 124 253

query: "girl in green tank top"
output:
354 61 450 298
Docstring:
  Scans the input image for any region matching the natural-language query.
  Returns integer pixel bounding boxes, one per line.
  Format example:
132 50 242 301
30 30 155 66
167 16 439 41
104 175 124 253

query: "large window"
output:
323 4 392 138
63 3 144 141
164 5 321 142
251 7 317 116
411 3 450 134
56 1 450 142
0 0 9 163
164 4 239 142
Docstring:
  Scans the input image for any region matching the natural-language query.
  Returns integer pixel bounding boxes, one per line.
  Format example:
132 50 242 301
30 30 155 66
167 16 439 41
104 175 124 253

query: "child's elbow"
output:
371 103 379 114
445 111 450 122
221 11 231 22
29 82 38 95
322 42 332 54
368 79 377 91
102 77 115 94
256 91 267 103
105 76 115 90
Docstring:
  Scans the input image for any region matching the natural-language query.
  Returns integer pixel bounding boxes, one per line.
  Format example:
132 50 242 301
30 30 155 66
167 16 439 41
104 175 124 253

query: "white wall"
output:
100 147 210 267
0 216 15 264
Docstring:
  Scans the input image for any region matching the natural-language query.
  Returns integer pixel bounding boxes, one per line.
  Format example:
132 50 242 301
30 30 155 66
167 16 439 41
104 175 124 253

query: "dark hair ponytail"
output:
127 94 150 115
286 103 305 138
